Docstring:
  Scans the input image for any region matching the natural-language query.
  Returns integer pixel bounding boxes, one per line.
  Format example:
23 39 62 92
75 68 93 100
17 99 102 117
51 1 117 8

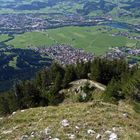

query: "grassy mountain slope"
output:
0 101 140 140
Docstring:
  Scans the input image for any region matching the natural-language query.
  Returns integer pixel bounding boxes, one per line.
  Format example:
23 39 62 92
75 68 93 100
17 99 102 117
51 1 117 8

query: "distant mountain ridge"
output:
0 0 139 24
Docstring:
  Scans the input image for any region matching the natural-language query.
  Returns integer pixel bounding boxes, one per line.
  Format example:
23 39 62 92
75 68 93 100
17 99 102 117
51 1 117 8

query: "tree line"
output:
0 58 139 116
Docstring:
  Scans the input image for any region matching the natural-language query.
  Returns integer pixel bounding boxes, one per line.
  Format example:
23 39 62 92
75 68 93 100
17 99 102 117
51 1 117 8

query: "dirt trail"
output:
71 79 106 91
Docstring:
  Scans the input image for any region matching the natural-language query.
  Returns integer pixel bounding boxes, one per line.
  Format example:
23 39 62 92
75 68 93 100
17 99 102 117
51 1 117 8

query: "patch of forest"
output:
0 58 139 116
0 48 52 91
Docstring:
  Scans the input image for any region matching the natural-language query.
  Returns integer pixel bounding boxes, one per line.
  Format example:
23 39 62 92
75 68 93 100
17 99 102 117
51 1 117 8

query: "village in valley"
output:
0 13 114 34
0 13 140 34
31 45 94 65
0 12 139 66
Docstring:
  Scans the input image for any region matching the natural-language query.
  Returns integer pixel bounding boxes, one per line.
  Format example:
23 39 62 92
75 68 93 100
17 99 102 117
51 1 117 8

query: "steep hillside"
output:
0 102 140 140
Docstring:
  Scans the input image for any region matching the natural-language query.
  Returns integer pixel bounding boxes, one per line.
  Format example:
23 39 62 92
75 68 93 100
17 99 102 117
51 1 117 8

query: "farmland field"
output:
6 26 140 55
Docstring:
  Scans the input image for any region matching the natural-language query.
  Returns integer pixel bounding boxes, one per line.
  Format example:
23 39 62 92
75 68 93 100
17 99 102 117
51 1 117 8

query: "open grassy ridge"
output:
6 26 140 55
0 101 140 140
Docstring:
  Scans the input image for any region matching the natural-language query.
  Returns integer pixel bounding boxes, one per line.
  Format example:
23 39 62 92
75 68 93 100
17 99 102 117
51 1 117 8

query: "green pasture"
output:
9 56 17 68
0 34 10 42
7 32 55 48
6 26 140 55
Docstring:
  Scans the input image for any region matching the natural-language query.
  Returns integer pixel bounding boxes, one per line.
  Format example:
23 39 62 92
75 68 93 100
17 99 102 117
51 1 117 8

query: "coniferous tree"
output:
75 61 88 79
103 78 125 103
63 65 76 88
54 72 63 92
0 97 10 115
0 58 139 116
7 91 19 113
49 62 64 83
122 69 140 101
14 82 24 109
90 58 101 81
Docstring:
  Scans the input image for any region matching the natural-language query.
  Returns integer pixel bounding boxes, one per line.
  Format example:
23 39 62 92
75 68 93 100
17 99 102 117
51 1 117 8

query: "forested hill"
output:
0 58 140 116
0 58 140 139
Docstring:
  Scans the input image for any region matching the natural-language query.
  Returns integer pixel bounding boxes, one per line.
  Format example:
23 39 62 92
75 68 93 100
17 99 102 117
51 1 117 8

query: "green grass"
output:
9 56 17 68
133 102 140 114
0 34 10 42
6 26 140 55
0 102 140 140
7 31 55 48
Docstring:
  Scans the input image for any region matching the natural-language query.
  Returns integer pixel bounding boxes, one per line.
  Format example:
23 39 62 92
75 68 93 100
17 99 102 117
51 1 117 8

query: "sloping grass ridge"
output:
0 101 140 140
